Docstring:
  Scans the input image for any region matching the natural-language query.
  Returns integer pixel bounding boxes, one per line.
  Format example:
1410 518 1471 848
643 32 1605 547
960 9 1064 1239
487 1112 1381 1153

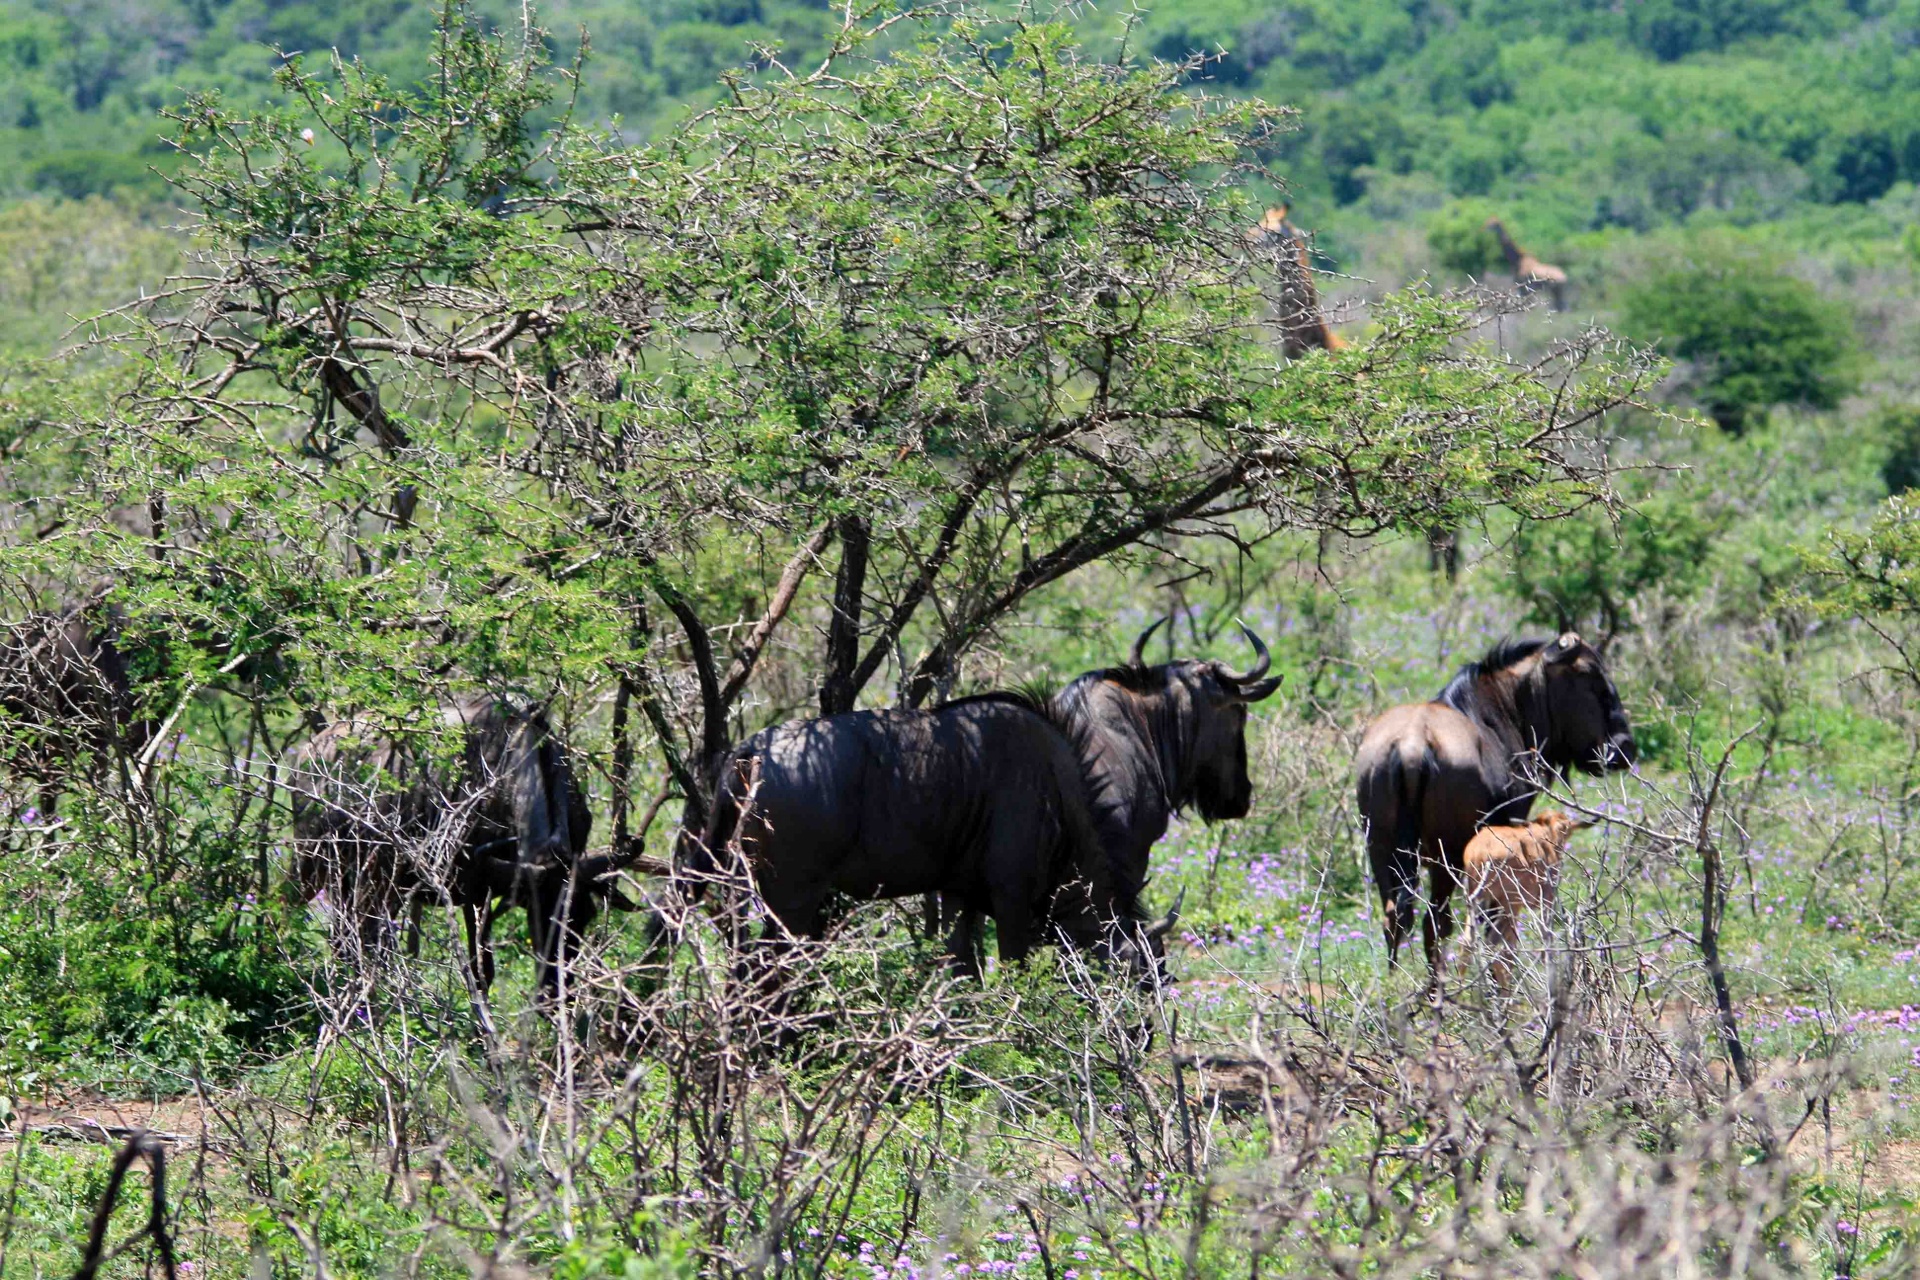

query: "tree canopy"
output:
3 4 1656 828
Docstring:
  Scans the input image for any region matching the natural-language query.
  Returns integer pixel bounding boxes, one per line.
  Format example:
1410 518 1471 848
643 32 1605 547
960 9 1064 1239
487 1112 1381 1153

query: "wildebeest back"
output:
693 696 1122 957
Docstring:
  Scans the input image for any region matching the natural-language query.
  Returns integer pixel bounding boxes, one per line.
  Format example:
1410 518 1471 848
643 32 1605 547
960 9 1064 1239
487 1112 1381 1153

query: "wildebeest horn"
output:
1214 622 1272 685
483 855 527 893
1129 615 1170 668
576 853 648 909
1145 887 1186 941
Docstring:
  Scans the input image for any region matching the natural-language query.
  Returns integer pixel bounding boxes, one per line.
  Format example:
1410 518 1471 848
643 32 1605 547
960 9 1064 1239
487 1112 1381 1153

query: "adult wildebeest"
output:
691 619 1282 977
689 694 1144 972
0 592 157 808
1354 633 1634 981
290 696 628 993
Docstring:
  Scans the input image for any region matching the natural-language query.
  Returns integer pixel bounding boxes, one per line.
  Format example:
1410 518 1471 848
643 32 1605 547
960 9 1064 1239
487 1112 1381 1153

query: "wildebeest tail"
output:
1362 747 1424 921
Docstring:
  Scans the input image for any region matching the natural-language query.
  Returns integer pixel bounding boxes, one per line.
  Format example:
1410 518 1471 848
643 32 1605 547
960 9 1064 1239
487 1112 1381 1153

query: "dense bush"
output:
1621 240 1857 434
1880 405 1920 496
1507 488 1719 647
1425 200 1504 277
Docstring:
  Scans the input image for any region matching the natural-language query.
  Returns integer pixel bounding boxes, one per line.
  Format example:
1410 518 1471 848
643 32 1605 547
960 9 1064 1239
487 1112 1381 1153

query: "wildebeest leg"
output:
459 902 485 989
989 893 1034 965
404 898 425 959
1364 756 1424 969
475 901 499 992
1380 868 1418 969
1421 851 1460 995
944 907 986 980
752 890 829 1041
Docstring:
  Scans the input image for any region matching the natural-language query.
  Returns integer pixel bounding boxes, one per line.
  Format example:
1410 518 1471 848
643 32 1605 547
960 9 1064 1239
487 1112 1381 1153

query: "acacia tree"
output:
9 2 1658 841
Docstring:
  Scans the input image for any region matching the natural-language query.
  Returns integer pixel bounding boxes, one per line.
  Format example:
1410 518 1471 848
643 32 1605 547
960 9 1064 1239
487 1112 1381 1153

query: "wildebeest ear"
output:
1547 632 1584 662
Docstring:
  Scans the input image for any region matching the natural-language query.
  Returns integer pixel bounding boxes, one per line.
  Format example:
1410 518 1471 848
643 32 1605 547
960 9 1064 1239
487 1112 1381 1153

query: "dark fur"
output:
1050 657 1268 894
0 595 157 800
691 696 1134 971
1354 634 1635 981
289 697 600 992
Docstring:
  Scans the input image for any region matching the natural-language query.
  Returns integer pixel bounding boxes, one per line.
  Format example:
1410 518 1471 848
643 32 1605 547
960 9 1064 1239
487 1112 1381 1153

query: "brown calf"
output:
1461 810 1590 988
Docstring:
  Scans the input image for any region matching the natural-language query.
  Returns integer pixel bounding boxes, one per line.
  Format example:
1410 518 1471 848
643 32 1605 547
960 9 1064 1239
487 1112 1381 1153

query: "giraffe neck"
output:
1490 222 1525 273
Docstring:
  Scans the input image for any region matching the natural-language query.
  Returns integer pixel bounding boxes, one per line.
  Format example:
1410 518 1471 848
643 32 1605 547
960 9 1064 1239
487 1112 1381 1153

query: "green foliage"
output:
1801 493 1920 622
1876 404 1920 496
0 197 182 353
1625 0 1801 62
549 1225 702 1280
1508 487 1719 644
1425 201 1504 277
28 149 169 200
1620 239 1857 434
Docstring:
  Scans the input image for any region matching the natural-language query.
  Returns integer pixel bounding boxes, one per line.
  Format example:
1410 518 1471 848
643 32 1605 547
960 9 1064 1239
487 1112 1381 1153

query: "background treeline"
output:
11 0 1920 230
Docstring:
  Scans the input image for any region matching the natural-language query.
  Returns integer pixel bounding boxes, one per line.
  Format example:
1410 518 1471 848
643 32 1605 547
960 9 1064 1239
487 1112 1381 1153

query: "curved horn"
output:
1233 675 1283 702
1128 615 1170 669
1214 622 1271 684
576 855 645 910
1145 887 1187 942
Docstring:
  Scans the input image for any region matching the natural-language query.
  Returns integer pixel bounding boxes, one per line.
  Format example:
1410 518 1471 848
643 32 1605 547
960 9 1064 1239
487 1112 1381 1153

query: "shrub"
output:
28 149 164 200
1508 489 1719 647
1425 200 1504 277
1620 241 1856 434
1876 405 1920 496
1313 100 1410 204
1821 129 1900 204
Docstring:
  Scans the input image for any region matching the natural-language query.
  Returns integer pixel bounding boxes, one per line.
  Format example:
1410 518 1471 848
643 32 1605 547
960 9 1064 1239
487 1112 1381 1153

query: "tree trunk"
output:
820 514 870 717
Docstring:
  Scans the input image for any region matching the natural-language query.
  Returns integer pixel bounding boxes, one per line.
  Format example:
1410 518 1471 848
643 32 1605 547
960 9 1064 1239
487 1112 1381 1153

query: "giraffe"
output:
1484 217 1568 310
1249 203 1347 357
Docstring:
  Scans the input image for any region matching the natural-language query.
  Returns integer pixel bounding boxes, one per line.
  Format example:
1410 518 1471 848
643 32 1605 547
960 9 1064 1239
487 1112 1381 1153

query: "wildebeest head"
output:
1527 633 1636 777
1123 617 1283 822
462 699 613 991
0 592 157 784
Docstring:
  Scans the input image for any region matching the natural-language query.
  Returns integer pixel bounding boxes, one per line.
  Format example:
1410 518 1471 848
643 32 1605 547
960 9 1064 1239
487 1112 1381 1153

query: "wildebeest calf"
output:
1461 810 1589 988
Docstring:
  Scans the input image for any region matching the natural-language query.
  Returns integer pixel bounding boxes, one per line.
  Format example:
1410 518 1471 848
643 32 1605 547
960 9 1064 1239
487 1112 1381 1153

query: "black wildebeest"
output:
690 694 1144 970
0 592 158 810
1354 633 1635 980
290 696 629 993
692 619 1282 976
933 617 1284 972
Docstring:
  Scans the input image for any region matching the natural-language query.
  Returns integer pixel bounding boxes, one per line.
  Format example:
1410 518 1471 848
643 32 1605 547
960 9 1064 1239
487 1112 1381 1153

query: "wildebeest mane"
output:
1438 638 1550 718
1052 669 1191 907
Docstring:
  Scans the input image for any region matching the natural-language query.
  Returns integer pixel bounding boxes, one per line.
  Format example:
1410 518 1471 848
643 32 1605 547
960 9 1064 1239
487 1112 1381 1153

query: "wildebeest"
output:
1354 634 1634 981
0 591 157 806
1462 810 1590 989
693 619 1282 978
290 696 627 993
690 694 1146 973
